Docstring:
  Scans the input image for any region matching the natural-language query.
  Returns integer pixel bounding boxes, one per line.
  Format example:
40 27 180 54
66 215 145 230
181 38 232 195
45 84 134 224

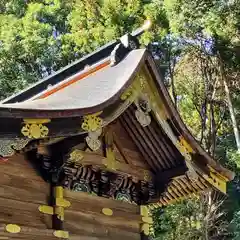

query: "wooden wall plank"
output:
0 225 56 240
0 184 49 205
65 190 139 215
64 220 140 240
0 154 43 181
64 190 141 239
0 153 142 240
65 210 139 233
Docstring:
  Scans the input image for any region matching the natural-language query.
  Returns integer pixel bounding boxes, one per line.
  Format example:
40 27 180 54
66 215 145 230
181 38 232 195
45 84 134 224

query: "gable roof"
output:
0 22 234 204
0 49 146 115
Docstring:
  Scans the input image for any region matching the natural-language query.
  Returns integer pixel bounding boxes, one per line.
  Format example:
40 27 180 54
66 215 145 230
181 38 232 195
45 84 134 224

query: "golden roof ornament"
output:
21 119 50 139
81 113 103 151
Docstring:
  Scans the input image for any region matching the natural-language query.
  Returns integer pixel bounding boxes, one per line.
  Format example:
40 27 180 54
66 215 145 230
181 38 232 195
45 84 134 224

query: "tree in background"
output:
0 0 239 239
0 0 168 99
151 1 240 239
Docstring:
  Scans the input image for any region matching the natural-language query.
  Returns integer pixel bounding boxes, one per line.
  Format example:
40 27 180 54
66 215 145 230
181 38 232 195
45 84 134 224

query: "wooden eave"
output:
0 46 234 203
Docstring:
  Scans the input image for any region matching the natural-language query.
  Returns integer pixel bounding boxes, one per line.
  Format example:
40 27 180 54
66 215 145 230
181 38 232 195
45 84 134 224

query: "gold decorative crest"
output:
21 119 50 139
81 113 103 151
81 112 103 132
103 130 119 170
176 136 194 162
121 74 147 102
143 170 152 182
69 149 84 165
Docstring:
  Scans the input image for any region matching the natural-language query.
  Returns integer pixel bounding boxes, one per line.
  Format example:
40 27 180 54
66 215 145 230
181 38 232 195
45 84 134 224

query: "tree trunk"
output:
219 58 240 152
223 75 240 152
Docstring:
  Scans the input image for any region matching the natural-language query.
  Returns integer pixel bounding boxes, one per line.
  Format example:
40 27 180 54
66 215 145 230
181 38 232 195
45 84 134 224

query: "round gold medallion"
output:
6 224 21 233
102 208 113 216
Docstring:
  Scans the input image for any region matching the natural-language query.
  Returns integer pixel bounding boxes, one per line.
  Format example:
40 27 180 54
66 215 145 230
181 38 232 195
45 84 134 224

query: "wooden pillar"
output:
38 145 69 239
52 185 64 230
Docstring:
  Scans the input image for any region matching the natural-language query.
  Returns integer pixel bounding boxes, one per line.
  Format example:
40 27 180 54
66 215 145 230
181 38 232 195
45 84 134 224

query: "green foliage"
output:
0 0 239 239
152 197 203 240
230 210 240 240
0 0 169 99
152 193 230 240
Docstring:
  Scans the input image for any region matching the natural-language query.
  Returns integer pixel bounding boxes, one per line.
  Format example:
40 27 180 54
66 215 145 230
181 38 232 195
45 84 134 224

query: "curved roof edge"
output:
145 55 235 182
0 46 234 186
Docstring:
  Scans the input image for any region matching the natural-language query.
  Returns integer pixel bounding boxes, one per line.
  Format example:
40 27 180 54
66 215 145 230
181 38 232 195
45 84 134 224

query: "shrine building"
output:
0 21 234 240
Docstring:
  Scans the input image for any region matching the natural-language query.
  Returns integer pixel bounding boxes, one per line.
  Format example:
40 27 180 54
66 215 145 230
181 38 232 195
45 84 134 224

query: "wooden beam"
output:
68 150 153 182
155 165 187 184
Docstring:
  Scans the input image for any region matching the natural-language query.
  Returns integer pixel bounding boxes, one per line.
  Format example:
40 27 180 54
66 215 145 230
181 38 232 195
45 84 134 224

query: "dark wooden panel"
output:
0 172 49 193
0 207 51 229
0 184 49 205
0 154 43 181
65 210 139 233
0 225 57 240
65 190 139 215
112 120 150 169
64 219 140 240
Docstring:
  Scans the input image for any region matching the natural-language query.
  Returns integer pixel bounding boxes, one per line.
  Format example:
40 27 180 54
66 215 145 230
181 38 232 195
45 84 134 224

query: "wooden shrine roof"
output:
0 49 145 114
0 23 234 207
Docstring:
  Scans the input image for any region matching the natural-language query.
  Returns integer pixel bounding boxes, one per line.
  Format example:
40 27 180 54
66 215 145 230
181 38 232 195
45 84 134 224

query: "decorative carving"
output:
72 181 90 192
109 175 123 198
86 129 102 151
135 96 152 127
69 149 84 166
62 162 154 204
82 113 103 151
116 191 131 203
21 119 50 139
81 113 103 132
0 138 29 157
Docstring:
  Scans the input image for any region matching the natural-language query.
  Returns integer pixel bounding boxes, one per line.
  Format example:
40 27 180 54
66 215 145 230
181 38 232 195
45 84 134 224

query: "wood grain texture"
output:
0 153 51 233
0 153 142 239
111 120 150 169
72 150 151 181
64 190 141 239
